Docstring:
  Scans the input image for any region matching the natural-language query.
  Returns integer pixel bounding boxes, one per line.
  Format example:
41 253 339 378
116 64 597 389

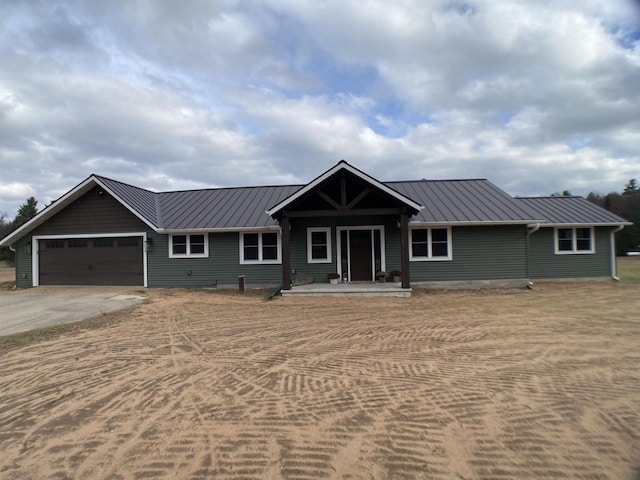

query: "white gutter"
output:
610 225 624 281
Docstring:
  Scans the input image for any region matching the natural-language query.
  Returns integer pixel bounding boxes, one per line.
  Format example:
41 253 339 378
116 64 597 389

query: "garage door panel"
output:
39 236 144 286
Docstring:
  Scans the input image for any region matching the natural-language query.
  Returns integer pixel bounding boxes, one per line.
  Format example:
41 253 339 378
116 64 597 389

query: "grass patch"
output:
617 256 640 283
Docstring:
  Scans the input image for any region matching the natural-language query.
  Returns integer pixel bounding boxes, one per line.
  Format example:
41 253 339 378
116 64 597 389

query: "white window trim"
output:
169 233 209 258
554 227 595 255
409 226 453 261
240 231 282 265
307 227 332 263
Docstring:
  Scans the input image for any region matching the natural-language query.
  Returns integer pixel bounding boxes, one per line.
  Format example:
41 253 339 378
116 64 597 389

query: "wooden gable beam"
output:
316 191 341 210
346 188 370 209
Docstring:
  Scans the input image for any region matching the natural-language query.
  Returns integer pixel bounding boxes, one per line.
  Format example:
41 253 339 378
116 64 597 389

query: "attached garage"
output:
38 236 144 286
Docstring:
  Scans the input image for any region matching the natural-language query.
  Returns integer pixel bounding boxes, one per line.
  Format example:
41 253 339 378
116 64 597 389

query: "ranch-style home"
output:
0 161 630 294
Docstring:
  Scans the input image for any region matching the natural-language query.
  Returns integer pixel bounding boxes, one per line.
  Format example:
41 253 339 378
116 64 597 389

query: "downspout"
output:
525 224 540 285
8 245 15 252
610 225 624 281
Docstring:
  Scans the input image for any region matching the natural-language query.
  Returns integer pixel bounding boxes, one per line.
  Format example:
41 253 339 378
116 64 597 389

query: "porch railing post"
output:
281 214 291 290
400 209 410 289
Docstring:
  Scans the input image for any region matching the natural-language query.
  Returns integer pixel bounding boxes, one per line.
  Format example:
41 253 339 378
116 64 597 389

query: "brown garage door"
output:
39 237 144 286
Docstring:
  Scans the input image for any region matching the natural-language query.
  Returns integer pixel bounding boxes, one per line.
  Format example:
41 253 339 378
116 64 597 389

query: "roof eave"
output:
410 219 545 226
537 222 633 227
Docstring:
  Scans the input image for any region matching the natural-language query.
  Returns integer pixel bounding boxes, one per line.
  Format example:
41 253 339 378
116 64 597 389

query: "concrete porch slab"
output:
281 282 412 298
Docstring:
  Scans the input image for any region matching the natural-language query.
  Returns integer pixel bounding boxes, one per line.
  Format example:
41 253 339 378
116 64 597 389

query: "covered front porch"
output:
266 161 424 293
281 281 412 298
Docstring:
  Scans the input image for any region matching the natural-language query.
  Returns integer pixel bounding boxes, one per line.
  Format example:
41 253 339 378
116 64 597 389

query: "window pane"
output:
411 229 428 257
68 239 88 248
557 229 573 251
46 240 65 248
262 233 278 260
311 231 326 245
172 235 187 254
244 233 258 247
190 234 205 254
263 246 278 260
117 237 139 247
431 229 448 242
244 246 259 261
412 242 428 257
243 234 259 260
312 245 327 259
432 242 448 257
411 229 427 243
262 233 277 247
93 238 114 248
576 228 591 251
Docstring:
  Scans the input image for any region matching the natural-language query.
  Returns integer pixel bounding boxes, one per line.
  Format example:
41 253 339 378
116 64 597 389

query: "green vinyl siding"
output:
14 237 31 288
409 225 528 282
527 227 611 279
147 232 281 288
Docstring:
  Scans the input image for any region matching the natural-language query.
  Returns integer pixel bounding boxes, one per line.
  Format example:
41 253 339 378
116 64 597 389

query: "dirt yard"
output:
1 280 639 480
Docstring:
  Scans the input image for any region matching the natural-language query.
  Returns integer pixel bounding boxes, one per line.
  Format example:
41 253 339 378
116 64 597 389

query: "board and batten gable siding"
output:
31 187 149 236
527 227 611 279
147 232 282 288
409 225 528 282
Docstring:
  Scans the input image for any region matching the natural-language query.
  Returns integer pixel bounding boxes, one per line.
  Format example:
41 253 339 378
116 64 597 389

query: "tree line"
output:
586 179 640 254
0 197 38 263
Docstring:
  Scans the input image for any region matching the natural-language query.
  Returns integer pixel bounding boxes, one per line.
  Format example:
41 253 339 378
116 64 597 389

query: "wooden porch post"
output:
400 209 410 289
281 214 291 290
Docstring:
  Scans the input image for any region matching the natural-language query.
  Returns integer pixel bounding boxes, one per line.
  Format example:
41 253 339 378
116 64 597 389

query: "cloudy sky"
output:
1 0 639 218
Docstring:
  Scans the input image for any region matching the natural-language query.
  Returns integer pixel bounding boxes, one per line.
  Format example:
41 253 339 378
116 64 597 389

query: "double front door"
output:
338 227 384 282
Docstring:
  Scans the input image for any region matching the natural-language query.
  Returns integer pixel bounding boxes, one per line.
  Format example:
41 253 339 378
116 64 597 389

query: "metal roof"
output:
157 185 301 230
515 196 631 226
1 169 630 247
95 175 160 226
390 179 543 224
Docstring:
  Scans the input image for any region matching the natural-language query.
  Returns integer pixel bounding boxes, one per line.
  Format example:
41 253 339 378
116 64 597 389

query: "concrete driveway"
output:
0 291 146 336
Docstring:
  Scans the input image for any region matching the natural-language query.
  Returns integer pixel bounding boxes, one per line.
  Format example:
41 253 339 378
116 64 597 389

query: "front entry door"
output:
338 227 384 282
349 230 373 281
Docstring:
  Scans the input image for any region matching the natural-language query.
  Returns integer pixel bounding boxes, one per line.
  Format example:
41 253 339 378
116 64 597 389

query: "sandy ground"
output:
0 282 639 480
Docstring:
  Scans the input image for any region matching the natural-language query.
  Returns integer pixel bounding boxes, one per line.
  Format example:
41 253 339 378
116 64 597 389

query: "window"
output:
240 231 281 264
93 238 114 248
45 240 65 249
68 239 88 248
307 227 332 263
169 233 209 258
117 237 139 248
555 227 594 254
410 227 452 261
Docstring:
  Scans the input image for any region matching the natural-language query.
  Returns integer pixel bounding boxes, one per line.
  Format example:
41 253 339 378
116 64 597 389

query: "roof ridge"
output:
93 174 158 195
157 183 306 195
517 195 583 199
386 178 488 183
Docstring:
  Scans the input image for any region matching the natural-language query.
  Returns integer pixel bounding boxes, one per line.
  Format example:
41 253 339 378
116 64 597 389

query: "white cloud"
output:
0 182 35 200
0 0 638 217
